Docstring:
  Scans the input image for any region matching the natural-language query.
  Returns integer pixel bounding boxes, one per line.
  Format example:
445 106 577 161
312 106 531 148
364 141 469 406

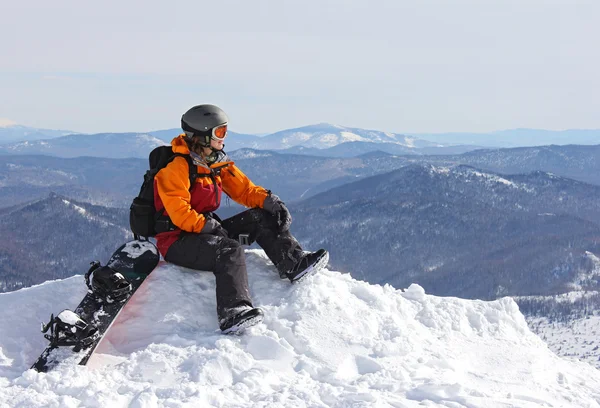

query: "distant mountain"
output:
411 129 600 148
0 155 147 208
229 143 600 202
0 132 166 158
4 163 599 303
280 141 418 157
227 148 410 202
414 144 600 187
0 120 74 145
279 141 485 157
0 193 131 292
0 129 264 159
289 164 600 300
328 144 600 187
254 123 438 150
416 144 489 155
3 124 599 158
147 128 184 142
2 143 599 212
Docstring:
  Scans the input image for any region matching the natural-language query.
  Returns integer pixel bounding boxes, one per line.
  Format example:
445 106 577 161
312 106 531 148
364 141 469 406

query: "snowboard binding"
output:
85 261 132 302
41 310 100 350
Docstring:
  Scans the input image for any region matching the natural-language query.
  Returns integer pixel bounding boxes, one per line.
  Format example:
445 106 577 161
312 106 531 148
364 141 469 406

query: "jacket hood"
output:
171 134 191 155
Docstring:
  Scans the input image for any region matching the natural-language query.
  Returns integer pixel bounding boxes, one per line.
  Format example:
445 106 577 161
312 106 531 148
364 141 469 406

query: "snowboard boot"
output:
85 262 132 302
41 310 100 349
285 249 329 283
219 305 264 335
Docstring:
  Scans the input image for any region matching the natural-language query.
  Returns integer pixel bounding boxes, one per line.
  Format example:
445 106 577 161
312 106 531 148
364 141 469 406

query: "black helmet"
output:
181 104 229 147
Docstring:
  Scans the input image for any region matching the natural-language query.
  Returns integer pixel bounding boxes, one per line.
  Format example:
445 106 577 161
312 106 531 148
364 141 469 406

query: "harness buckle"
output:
238 234 250 246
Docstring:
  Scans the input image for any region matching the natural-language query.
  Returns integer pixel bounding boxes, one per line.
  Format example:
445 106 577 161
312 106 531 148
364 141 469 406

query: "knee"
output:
234 208 278 233
251 208 279 229
217 237 244 257
218 236 241 250
246 208 272 223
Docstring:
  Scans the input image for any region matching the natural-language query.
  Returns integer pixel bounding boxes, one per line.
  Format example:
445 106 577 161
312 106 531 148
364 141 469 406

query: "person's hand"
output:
263 193 292 232
201 217 229 238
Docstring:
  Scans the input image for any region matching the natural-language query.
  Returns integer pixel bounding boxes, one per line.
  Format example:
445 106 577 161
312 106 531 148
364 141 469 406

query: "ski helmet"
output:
181 104 229 147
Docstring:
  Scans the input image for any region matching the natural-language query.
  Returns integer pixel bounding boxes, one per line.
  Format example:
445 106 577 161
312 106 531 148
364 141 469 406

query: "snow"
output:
1 250 600 407
57 198 130 235
272 124 423 150
524 290 600 304
430 165 451 175
57 310 82 326
528 315 600 370
338 131 367 142
121 240 156 259
469 170 517 187
62 199 86 215
136 133 168 147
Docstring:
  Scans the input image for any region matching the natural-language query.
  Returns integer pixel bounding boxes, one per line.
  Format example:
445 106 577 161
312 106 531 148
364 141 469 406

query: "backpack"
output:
129 146 198 239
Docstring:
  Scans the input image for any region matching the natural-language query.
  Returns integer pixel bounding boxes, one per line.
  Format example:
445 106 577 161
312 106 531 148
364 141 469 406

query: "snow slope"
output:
1 250 600 407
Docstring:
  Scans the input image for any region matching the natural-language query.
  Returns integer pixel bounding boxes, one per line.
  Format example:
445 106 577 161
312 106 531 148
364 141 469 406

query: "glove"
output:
263 193 292 232
200 216 229 238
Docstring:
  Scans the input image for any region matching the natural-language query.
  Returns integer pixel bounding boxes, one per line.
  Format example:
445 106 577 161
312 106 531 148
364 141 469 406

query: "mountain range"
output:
0 132 167 158
0 155 148 208
0 120 73 145
290 164 600 300
0 194 131 292
3 164 599 303
228 144 600 200
411 128 600 147
239 123 438 149
440 144 600 186
2 122 599 158
0 124 446 158
2 143 600 212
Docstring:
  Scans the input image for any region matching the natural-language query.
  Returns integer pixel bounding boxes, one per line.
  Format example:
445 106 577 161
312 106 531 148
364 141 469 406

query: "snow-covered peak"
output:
133 133 168 147
1 250 599 406
261 123 436 150
0 119 18 128
0 132 167 158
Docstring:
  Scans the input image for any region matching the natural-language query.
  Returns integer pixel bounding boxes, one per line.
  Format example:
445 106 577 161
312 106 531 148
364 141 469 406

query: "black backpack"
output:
129 146 198 239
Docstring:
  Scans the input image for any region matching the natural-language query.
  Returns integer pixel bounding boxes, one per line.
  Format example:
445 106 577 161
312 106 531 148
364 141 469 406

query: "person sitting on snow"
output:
154 104 329 334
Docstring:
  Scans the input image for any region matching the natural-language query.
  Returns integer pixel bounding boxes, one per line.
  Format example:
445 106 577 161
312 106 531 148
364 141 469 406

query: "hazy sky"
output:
1 0 598 134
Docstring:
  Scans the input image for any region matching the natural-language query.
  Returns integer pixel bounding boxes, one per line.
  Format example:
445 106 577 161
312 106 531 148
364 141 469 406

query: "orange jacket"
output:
154 135 269 238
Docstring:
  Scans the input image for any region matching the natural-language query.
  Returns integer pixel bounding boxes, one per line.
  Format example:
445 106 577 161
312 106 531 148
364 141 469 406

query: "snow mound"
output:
1 250 600 407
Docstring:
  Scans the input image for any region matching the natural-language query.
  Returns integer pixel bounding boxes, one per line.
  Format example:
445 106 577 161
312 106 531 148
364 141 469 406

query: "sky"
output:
2 250 600 406
1 0 599 135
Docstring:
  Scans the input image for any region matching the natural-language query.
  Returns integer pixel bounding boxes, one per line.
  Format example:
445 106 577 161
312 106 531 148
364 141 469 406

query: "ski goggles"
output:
211 124 228 140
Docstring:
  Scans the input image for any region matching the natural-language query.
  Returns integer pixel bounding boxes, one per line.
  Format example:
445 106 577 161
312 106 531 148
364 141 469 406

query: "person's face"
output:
210 136 225 151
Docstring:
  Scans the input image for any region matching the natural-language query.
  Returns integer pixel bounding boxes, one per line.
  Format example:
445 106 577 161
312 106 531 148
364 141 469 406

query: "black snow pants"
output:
164 208 304 318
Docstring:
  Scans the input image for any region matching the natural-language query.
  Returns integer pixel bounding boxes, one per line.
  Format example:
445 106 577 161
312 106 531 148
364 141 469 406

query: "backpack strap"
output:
173 153 198 190
154 153 225 234
154 154 199 234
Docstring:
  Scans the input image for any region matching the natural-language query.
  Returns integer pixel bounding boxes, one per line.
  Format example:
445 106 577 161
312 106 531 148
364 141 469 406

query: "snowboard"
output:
31 239 159 373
